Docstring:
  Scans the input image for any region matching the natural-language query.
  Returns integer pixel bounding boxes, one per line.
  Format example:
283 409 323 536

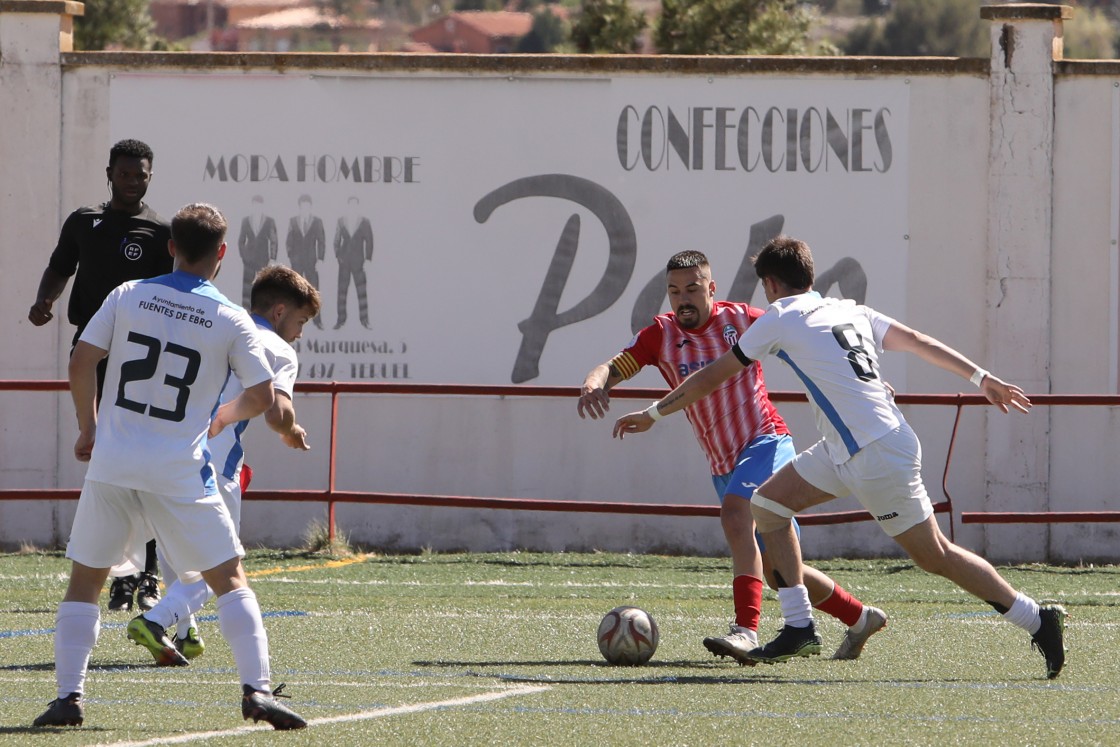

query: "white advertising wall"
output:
109 73 910 388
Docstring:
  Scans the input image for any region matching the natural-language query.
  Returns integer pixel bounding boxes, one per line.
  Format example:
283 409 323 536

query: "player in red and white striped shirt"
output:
579 251 886 663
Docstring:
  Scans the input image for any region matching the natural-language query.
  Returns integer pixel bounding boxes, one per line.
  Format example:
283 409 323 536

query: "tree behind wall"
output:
317 0 369 18
74 0 162 50
570 0 648 53
455 0 506 9
842 0 987 57
1062 6 1119 59
516 9 571 51
654 0 830 55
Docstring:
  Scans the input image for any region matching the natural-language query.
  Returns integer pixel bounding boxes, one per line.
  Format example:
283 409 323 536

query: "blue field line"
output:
0 609 307 639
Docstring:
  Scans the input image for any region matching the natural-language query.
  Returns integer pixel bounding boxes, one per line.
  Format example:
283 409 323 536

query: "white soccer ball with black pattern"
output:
597 606 659 665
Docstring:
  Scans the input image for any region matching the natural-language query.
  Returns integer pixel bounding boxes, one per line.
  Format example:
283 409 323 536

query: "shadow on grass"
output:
0 726 109 735
418 659 828 685
415 659 720 669
0 660 163 673
413 659 1045 687
483 672 1039 688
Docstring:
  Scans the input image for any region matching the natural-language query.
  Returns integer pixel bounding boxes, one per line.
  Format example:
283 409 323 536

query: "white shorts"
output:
66 480 244 579
217 475 243 535
791 423 934 537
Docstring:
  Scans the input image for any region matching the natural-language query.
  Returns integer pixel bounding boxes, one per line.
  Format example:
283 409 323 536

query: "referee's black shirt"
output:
48 202 173 341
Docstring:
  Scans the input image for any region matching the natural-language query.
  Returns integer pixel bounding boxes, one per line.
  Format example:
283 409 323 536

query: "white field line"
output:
4 674 510 689
93 683 550 747
252 577 732 589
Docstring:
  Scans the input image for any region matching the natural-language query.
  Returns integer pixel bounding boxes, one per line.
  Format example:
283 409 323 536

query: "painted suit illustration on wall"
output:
237 194 277 308
285 194 325 328
333 195 374 329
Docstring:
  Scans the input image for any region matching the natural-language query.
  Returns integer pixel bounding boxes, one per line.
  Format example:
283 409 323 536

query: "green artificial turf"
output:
2 550 1116 745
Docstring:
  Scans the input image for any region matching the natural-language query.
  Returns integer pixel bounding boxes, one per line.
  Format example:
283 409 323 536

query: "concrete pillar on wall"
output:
0 1 84 547
980 3 1070 560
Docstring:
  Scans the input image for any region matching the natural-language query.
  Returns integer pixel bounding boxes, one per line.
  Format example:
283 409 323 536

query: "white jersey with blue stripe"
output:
208 313 299 481
79 270 272 496
735 291 903 464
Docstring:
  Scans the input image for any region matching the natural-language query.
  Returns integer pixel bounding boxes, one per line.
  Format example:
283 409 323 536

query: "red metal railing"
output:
3 381 1120 542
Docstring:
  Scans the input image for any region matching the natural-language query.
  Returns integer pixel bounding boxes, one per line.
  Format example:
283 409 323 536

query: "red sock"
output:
732 575 763 630
815 582 863 627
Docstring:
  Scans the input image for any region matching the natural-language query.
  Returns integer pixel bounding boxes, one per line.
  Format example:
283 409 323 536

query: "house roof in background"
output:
235 6 382 30
446 11 532 39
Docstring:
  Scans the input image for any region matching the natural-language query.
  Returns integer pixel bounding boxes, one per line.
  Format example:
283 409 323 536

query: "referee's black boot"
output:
107 574 137 611
136 572 161 611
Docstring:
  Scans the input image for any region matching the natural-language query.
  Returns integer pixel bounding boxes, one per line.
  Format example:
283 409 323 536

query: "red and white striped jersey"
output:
615 301 789 475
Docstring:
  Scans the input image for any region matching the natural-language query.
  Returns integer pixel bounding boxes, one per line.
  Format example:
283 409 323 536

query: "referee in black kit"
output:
28 139 171 612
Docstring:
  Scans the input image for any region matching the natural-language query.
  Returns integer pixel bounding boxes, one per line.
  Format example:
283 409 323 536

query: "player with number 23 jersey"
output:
79 270 271 498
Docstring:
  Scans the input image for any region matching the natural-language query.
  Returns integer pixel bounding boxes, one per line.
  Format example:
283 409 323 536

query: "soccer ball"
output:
597 606 659 665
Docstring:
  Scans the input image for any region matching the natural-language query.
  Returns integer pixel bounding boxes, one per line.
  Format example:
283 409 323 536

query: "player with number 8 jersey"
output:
735 292 903 466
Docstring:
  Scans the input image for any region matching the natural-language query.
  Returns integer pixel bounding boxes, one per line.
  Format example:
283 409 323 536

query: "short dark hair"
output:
109 139 154 168
171 203 227 264
251 265 322 316
666 250 710 273
298 194 313 206
752 235 815 290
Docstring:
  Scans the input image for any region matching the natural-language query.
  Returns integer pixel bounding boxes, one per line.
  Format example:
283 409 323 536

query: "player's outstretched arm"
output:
882 321 1031 414
578 362 626 420
265 392 310 450
612 349 747 438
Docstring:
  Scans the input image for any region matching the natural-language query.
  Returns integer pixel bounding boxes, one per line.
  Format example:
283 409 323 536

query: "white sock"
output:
777 585 814 628
1003 592 1042 635
217 587 271 691
176 580 212 632
55 601 100 698
144 579 190 630
147 574 213 631
177 614 199 639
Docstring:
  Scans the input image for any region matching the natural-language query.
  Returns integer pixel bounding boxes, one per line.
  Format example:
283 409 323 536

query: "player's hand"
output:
612 411 654 439
577 386 611 420
28 299 54 326
979 375 1031 414
281 424 310 450
74 427 95 462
